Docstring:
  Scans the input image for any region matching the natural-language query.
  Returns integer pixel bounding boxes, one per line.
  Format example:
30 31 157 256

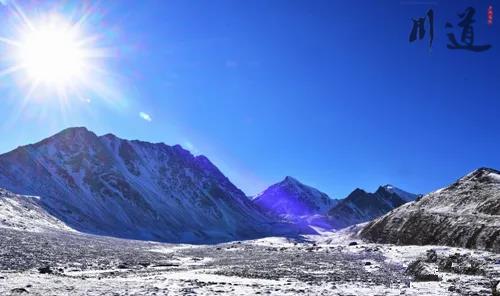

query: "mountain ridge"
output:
253 176 337 211
252 176 338 228
0 127 311 243
360 167 500 252
328 185 416 229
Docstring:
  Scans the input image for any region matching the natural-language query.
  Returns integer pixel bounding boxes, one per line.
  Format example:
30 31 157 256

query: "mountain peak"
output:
476 167 500 174
32 126 99 149
62 126 90 132
328 184 417 229
379 184 418 202
381 184 395 190
56 126 93 137
376 185 391 194
459 167 500 184
350 188 367 196
253 176 336 219
282 176 300 184
100 132 119 140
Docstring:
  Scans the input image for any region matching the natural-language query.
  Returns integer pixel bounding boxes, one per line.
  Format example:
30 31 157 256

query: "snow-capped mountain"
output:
0 127 309 243
252 176 338 227
253 176 337 216
328 185 416 229
381 184 419 202
360 168 500 252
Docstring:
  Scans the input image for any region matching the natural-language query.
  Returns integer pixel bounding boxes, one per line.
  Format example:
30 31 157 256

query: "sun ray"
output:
0 36 21 47
4 78 41 129
24 79 41 101
0 64 23 77
1 9 109 95
73 6 94 31
10 2 35 32
0 1 125 126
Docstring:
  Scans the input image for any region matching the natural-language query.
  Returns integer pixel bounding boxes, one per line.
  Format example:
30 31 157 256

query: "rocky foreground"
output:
0 227 498 296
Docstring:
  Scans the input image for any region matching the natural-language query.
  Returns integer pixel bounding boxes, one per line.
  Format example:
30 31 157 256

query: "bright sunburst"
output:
17 18 87 87
0 3 115 102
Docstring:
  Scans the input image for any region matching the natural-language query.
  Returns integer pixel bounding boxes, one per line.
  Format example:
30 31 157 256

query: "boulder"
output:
437 253 485 276
38 266 52 274
10 288 29 294
425 249 437 263
492 281 500 296
406 260 440 282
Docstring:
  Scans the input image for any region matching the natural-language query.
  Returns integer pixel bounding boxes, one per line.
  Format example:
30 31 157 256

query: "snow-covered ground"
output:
0 189 74 233
1 227 498 295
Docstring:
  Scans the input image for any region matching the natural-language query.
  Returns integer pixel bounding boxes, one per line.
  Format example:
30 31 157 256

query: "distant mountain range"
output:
328 185 418 229
360 168 500 252
0 127 310 243
0 127 419 241
0 127 496 251
253 177 417 230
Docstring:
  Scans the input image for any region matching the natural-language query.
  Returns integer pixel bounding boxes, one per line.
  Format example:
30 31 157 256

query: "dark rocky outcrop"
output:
437 253 486 276
405 260 440 281
493 281 500 296
360 168 500 252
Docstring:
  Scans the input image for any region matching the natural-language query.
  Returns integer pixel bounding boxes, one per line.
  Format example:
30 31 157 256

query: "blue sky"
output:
0 0 499 198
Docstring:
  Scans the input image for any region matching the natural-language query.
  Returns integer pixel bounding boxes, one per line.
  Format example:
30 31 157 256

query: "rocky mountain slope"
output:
253 178 415 230
328 185 416 229
0 188 72 233
252 176 338 228
360 168 500 252
0 127 309 243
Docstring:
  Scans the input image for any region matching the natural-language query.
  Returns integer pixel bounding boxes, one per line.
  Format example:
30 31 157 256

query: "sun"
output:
0 4 113 100
12 14 93 91
0 3 129 125
18 20 87 87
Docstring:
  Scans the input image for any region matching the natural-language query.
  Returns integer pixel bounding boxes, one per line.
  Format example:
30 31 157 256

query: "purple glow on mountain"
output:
253 176 338 228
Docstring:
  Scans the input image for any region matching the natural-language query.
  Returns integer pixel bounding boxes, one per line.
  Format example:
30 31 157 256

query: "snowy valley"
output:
0 128 498 296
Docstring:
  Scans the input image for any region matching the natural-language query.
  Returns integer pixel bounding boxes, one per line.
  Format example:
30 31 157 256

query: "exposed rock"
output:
253 176 337 216
360 168 500 252
252 176 338 228
492 281 500 296
0 127 310 243
1 227 499 295
329 186 416 229
37 266 52 274
437 253 485 276
138 262 150 268
405 260 440 282
10 288 29 294
425 249 437 263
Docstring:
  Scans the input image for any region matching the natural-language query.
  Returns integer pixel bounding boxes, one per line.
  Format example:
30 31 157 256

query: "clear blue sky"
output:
0 0 499 198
